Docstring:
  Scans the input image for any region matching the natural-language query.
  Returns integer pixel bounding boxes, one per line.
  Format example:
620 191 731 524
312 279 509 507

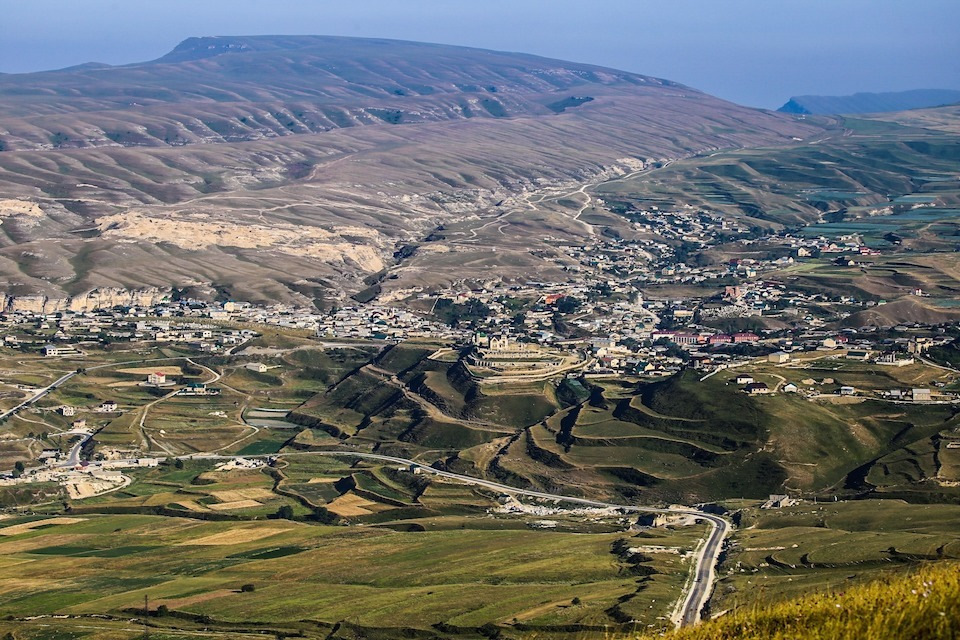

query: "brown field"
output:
207 499 262 511
181 526 293 546
326 492 386 516
195 470 267 485
116 366 185 376
209 487 276 502
171 500 210 512
0 517 86 536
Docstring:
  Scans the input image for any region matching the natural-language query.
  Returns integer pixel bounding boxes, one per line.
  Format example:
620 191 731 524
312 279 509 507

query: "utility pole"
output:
143 594 149 639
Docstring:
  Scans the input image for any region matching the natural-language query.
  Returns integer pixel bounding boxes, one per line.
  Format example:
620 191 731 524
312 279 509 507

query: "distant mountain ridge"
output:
0 34 672 121
779 89 960 114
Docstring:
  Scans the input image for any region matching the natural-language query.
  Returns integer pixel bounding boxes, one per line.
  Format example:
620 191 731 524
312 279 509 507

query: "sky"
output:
1 0 957 108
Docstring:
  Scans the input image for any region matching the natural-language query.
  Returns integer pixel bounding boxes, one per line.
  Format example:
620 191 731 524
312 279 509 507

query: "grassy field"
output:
0 509 706 638
13 327 960 505
771 253 960 320
713 499 960 612
5 326 960 640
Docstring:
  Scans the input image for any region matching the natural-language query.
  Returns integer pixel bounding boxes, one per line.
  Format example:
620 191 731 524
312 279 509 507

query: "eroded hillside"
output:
0 36 828 305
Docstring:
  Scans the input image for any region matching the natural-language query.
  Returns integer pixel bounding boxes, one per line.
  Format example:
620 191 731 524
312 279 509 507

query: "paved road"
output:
0 370 79 421
0 356 202 422
180 447 728 626
678 510 729 625
63 431 93 468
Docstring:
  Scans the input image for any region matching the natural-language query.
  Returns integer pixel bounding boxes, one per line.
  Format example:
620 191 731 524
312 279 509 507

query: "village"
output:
0 194 957 392
2 193 959 476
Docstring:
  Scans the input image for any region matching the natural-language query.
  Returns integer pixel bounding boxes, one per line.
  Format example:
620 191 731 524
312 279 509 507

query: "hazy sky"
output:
1 0 957 108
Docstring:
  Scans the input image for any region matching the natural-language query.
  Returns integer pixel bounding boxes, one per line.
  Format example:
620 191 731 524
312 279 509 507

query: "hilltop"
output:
0 35 682 129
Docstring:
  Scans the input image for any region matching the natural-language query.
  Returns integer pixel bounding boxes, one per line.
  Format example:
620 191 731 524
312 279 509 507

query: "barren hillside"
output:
0 36 827 306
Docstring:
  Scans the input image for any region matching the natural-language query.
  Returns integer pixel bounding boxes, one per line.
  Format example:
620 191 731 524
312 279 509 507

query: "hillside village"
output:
1 197 958 388
5 187 959 518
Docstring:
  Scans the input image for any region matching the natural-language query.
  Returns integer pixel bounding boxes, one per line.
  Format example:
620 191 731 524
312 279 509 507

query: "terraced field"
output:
4 326 960 639
272 342 960 507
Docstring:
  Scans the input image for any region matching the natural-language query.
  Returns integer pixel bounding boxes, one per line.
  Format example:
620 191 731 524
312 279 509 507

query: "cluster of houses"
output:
315 305 463 341
0 194 956 395
0 309 258 355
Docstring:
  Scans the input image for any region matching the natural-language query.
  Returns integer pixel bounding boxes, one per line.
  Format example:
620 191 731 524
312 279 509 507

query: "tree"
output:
174 458 184 470
275 504 295 520
156 604 169 617
555 296 581 314
434 298 491 327
240 583 256 593
310 506 338 524
14 461 25 473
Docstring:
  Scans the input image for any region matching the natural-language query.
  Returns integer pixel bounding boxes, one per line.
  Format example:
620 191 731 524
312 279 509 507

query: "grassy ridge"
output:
643 562 959 640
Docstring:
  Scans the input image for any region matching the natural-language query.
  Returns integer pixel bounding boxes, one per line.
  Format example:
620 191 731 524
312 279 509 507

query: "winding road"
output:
181 447 729 626
2 342 727 625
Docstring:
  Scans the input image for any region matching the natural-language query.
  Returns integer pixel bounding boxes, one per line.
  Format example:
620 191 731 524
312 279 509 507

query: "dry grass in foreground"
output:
641 562 959 640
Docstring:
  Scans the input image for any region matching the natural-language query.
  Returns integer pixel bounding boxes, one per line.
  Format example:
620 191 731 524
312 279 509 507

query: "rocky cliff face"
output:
1 288 170 313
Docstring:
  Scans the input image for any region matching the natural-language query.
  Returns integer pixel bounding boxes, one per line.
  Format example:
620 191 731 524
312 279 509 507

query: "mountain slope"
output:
0 35 677 144
779 89 960 114
0 36 827 306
